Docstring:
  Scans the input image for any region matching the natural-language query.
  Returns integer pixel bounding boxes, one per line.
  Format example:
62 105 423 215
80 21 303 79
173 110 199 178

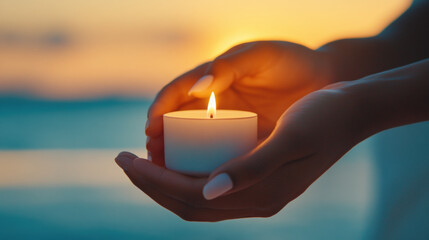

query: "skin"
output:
116 1 429 221
144 41 334 166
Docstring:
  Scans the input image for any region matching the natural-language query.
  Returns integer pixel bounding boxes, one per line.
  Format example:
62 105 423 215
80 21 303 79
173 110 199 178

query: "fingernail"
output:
203 173 233 200
115 156 132 171
145 120 150 135
188 75 213 96
145 120 149 131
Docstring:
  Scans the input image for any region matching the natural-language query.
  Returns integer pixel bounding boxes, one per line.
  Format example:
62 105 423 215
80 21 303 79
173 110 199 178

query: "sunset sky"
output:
0 0 410 99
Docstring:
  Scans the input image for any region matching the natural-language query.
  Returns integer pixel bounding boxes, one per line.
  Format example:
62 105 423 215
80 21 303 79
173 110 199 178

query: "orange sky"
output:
0 0 411 99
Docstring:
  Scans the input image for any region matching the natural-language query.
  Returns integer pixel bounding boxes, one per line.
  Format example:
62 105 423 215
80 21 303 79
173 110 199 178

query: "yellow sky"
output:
0 0 411 98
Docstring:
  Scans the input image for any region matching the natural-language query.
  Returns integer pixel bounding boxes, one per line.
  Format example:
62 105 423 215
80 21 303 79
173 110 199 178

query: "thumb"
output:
187 58 236 98
187 41 260 98
187 41 273 98
202 132 294 200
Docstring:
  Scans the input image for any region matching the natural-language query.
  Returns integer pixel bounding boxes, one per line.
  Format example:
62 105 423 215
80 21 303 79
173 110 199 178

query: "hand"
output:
145 41 334 166
116 81 365 221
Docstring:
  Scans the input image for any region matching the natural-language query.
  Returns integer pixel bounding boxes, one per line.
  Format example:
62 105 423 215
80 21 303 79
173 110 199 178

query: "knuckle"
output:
253 41 269 48
253 41 275 52
211 58 231 72
176 209 194 221
260 206 282 218
146 138 164 153
177 210 202 222
322 81 347 90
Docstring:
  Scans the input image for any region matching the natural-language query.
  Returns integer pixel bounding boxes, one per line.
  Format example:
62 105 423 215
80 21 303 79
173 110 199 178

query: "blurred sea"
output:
0 96 151 149
0 96 375 239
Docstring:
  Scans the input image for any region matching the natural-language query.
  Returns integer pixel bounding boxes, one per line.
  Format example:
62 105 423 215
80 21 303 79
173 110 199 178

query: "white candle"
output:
163 92 257 176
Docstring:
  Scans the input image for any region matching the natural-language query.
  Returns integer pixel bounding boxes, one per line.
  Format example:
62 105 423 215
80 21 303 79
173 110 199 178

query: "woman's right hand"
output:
146 41 336 166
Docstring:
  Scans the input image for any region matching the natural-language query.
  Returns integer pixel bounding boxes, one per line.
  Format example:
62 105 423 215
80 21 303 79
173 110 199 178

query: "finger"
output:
133 157 259 210
129 173 261 221
146 136 164 154
115 151 139 170
188 41 271 98
146 136 164 166
116 151 138 160
133 158 208 204
146 62 210 137
202 125 312 200
124 169 198 220
145 116 163 137
118 151 308 219
125 161 259 221
149 148 165 167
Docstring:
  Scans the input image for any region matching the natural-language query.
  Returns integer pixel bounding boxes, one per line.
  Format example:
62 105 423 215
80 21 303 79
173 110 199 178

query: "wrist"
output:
316 36 393 83
320 80 374 144
336 60 429 140
336 79 380 141
314 49 338 86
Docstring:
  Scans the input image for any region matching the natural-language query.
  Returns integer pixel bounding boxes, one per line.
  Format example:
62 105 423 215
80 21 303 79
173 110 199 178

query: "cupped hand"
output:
145 41 334 166
116 82 366 221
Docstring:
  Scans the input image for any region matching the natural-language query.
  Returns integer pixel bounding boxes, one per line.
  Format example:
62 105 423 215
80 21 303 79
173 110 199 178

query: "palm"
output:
118 83 360 222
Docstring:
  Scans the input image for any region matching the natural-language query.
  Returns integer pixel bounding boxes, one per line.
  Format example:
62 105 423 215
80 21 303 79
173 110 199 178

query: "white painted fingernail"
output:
115 156 132 171
203 173 233 200
188 75 213 96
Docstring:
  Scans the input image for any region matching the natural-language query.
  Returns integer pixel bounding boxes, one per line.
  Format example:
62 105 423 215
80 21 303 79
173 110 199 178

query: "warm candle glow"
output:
207 92 216 119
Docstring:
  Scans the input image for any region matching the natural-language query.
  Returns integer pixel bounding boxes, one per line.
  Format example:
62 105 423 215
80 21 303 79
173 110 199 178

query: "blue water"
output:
0 186 367 240
0 96 150 149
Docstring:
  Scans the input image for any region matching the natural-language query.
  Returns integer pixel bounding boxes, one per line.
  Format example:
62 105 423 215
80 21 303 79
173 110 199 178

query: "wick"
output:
210 113 214 119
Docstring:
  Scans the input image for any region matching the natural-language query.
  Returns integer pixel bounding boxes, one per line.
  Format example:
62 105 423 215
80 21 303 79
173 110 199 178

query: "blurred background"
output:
0 0 420 239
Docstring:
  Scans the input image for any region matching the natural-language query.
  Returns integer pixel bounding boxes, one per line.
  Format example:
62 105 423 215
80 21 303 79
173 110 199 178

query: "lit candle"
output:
163 92 257 176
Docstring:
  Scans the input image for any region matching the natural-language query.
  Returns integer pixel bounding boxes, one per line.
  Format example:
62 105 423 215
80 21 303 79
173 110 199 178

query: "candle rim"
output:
163 109 257 120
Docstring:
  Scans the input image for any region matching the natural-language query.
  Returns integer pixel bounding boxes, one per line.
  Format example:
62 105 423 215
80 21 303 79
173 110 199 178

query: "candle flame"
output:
207 91 216 118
